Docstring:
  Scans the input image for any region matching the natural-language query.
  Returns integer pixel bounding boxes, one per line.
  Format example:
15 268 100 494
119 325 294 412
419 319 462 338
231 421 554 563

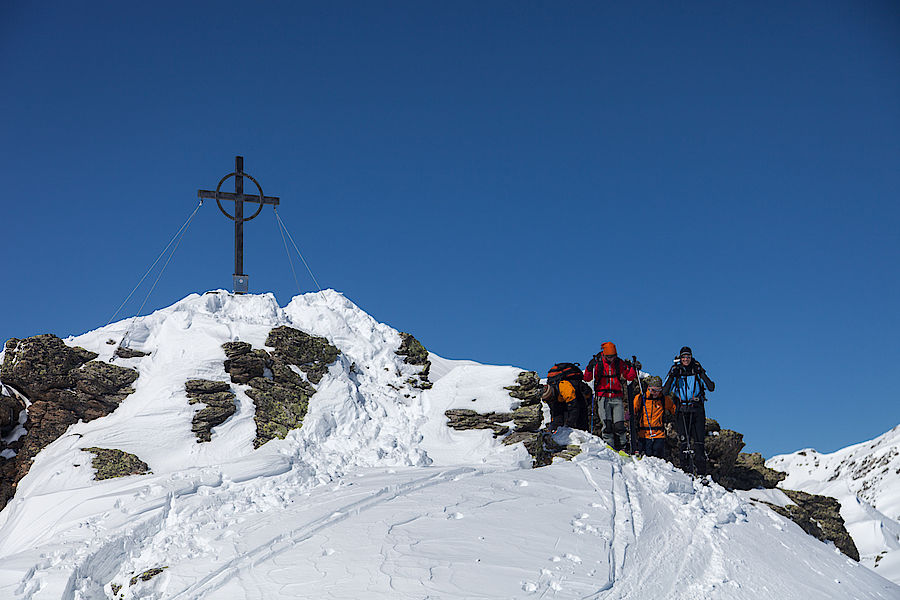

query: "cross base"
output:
233 274 249 294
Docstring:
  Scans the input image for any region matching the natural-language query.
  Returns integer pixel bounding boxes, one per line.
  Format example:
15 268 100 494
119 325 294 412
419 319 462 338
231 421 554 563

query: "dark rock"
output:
444 371 579 467
222 341 252 359
504 371 542 404
706 428 745 484
246 377 310 448
0 335 138 510
83 447 150 480
114 346 149 359
129 567 167 586
766 489 860 561
185 379 231 395
0 389 25 437
511 403 543 433
223 349 268 384
395 332 432 389
185 379 236 443
265 326 340 384
2 335 98 395
222 328 339 448
725 452 787 490
445 409 512 436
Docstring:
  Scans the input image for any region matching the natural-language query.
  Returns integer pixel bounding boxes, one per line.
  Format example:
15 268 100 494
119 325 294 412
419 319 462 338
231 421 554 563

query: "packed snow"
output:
770 425 900 586
0 290 896 599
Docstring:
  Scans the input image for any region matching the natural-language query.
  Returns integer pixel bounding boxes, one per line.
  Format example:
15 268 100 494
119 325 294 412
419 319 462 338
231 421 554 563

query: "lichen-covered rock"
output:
725 452 787 490
504 371 542 404
223 328 339 448
114 346 149 359
0 335 138 510
83 447 150 480
395 332 432 389
766 489 860 561
444 371 578 467
129 567 167 586
445 409 513 436
706 427 745 484
266 326 340 384
245 377 311 447
0 389 24 437
185 379 236 443
222 343 268 384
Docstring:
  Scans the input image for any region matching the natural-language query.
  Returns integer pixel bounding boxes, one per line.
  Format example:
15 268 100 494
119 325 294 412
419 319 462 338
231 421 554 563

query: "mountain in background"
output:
769 425 900 585
0 290 895 599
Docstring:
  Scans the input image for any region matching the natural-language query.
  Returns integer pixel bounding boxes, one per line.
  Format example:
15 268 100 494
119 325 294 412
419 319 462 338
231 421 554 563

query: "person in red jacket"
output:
632 375 675 458
584 342 638 451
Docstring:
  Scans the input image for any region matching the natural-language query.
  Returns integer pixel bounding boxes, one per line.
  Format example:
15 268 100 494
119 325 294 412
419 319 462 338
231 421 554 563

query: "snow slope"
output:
769 425 900 585
0 290 896 599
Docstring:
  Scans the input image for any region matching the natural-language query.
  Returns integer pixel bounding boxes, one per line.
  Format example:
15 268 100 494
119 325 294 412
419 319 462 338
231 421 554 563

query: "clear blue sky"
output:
2 1 898 457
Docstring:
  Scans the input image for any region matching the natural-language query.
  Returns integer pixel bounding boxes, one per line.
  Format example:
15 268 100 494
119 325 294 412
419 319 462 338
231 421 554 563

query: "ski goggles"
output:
647 386 662 393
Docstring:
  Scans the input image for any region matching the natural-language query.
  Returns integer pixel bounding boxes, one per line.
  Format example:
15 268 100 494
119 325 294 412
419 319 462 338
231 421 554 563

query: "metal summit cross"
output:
198 156 280 294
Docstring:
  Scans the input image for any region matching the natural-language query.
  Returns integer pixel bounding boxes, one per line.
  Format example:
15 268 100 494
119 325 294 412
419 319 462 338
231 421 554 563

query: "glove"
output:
633 360 642 371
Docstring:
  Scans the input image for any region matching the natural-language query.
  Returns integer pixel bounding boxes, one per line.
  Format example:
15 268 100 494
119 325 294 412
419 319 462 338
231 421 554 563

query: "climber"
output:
583 342 639 451
542 362 591 432
632 375 675 458
663 346 715 474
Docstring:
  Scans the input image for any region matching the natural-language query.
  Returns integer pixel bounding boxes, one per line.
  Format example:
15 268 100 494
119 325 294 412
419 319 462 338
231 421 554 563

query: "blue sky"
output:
2 1 898 457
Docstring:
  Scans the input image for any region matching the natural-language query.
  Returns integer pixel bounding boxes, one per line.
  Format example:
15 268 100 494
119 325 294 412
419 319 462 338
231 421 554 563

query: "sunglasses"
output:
647 386 662 393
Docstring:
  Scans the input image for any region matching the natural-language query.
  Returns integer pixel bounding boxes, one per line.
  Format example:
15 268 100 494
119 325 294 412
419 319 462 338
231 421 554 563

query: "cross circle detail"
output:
215 171 266 223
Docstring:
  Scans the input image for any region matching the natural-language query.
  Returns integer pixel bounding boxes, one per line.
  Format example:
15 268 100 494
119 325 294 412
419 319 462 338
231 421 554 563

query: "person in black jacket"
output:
662 346 715 474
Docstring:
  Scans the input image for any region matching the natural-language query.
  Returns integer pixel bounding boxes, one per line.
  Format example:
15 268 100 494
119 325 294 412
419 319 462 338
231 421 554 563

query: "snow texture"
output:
0 290 896 599
770 425 900 586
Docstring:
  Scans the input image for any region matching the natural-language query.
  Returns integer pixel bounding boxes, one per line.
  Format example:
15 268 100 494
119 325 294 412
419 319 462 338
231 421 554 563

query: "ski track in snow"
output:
0 291 898 600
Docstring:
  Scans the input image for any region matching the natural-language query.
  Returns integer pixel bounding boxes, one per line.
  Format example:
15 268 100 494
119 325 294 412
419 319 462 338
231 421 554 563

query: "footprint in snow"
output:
448 512 464 520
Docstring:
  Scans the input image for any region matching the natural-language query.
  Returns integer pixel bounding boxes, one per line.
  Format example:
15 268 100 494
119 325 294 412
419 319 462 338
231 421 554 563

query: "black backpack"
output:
547 363 591 403
547 362 582 386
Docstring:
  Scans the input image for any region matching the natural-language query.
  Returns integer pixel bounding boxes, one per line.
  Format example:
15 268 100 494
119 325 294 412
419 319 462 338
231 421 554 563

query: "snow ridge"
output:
0 291 896 599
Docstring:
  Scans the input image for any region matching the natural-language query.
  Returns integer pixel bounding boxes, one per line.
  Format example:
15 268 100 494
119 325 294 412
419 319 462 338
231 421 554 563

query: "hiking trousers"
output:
637 437 666 458
675 404 707 474
595 395 627 451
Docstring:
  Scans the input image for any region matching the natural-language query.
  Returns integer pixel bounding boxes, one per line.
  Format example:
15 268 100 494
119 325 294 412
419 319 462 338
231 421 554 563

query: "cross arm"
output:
197 190 280 205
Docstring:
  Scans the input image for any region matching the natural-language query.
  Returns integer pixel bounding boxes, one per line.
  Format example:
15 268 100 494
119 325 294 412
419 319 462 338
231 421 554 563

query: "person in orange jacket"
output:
632 375 675 458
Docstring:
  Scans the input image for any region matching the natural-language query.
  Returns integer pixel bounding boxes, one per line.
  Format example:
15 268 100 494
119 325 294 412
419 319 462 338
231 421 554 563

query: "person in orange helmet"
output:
584 342 639 451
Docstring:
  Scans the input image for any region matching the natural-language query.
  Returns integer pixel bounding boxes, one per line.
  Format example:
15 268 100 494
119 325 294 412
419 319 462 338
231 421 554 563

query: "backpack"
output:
547 363 588 404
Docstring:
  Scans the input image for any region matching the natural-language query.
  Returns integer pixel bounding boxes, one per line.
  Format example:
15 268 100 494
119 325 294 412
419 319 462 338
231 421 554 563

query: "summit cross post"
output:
197 156 280 294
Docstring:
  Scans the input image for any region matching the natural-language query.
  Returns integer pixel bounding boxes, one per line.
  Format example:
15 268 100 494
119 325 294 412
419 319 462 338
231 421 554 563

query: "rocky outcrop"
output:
266 326 341 385
223 327 340 448
764 489 860 561
445 371 578 467
395 332 432 389
185 380 237 443
114 346 149 359
129 567 167 586
679 417 854 561
725 452 786 490
82 447 150 480
0 335 138 510
0 386 25 438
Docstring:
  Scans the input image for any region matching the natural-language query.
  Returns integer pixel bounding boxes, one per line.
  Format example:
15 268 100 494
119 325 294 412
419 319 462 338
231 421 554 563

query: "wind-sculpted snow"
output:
0 291 896 599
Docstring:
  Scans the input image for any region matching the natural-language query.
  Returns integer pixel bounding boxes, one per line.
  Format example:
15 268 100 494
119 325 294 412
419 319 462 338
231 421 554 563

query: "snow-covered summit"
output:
0 291 897 599
769 425 900 584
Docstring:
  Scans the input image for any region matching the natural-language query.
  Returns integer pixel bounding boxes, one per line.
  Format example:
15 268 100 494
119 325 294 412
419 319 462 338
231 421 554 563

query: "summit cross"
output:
197 156 280 293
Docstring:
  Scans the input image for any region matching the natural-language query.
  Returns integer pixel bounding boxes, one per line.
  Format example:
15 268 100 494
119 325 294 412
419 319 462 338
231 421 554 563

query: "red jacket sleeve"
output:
583 366 593 382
